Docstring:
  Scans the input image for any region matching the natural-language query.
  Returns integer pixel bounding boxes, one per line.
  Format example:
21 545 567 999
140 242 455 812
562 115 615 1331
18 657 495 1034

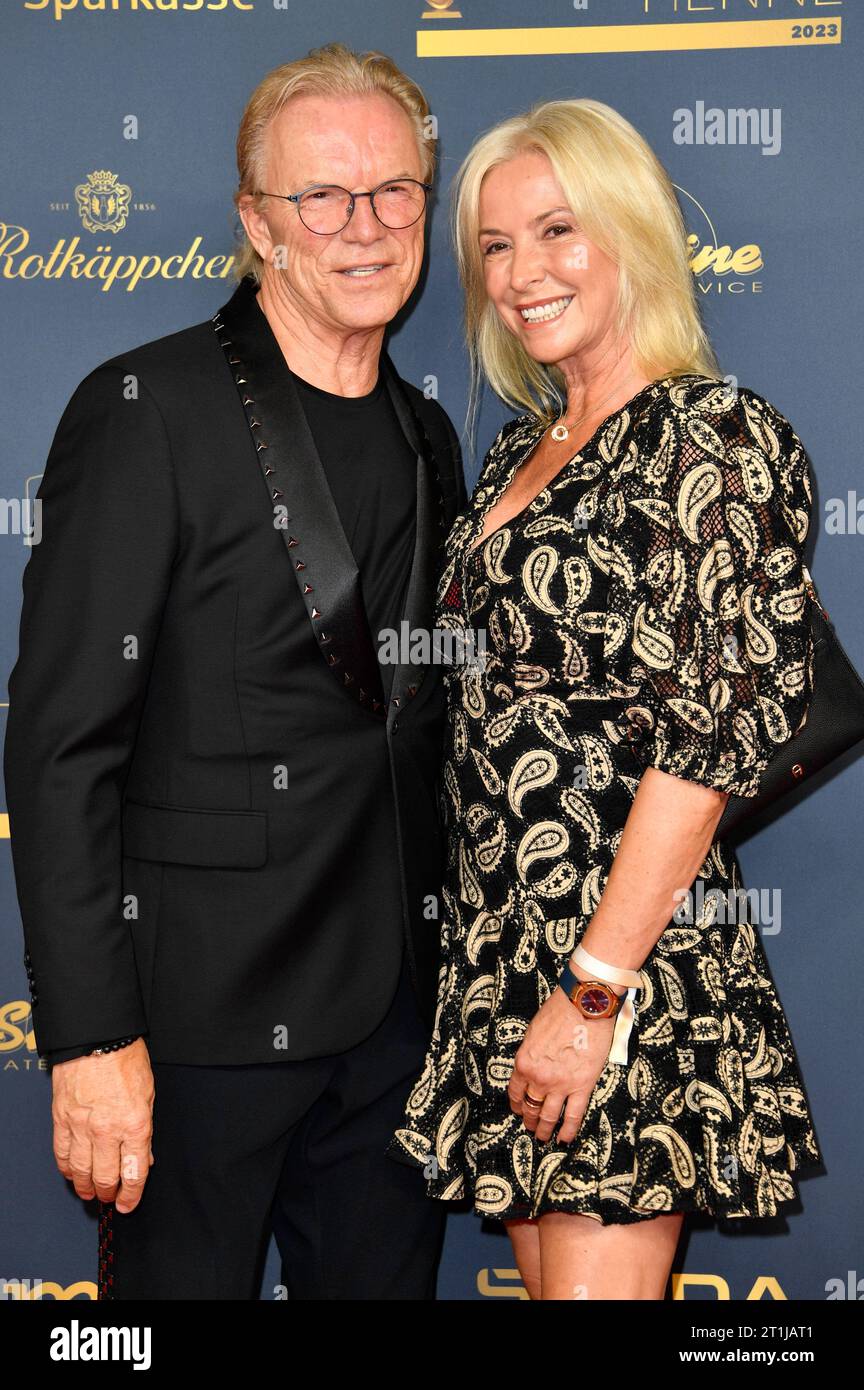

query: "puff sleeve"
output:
611 379 816 798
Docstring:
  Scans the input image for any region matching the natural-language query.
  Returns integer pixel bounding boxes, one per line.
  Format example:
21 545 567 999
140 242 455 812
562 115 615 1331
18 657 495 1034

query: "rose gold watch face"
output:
575 982 618 1017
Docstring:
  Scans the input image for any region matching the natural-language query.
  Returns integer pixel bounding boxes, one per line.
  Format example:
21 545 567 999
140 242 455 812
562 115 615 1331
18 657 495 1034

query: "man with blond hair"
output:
4 43 465 1300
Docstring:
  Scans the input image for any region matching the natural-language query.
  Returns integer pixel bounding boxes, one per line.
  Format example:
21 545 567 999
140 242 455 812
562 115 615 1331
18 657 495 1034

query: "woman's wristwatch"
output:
557 960 624 1020
557 946 645 1065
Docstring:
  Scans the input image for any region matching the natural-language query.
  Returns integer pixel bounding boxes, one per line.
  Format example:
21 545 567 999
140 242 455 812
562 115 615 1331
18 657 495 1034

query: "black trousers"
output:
99 945 446 1299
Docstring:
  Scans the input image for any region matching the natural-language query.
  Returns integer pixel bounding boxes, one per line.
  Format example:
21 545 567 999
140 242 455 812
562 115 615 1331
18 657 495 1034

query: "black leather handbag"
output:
717 564 864 837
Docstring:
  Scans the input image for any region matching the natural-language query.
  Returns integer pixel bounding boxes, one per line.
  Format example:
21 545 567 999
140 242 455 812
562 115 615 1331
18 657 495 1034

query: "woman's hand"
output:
508 986 618 1144
505 768 729 1147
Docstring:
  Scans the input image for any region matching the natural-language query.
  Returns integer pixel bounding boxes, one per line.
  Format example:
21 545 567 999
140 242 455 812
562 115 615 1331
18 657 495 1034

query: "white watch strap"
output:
608 988 637 1065
572 944 643 991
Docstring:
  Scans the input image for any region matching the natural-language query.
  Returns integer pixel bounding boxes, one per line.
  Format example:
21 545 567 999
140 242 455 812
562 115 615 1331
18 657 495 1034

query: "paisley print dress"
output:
387 373 823 1224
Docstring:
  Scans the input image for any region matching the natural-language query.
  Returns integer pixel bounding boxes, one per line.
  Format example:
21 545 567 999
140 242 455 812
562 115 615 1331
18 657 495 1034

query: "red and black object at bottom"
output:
97 1200 115 1300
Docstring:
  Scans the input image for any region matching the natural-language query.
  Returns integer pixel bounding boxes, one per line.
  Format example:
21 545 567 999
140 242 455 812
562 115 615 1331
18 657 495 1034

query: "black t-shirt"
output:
291 365 418 698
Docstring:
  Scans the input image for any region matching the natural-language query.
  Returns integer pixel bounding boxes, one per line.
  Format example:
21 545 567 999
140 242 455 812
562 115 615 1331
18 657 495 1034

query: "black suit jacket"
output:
4 276 467 1064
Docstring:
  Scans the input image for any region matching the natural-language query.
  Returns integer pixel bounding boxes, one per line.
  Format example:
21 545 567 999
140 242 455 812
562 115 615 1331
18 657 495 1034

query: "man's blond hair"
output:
232 42 437 284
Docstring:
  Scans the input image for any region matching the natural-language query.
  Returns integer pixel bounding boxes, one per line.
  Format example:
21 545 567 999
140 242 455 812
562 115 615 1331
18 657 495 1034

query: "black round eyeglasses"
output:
253 178 432 235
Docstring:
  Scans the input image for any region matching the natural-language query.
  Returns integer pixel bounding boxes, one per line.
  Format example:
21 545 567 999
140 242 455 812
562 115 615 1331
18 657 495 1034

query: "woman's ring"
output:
523 1092 545 1109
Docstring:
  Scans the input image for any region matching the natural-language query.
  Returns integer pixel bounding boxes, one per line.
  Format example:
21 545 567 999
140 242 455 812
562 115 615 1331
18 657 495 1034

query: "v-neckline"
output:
464 376 669 562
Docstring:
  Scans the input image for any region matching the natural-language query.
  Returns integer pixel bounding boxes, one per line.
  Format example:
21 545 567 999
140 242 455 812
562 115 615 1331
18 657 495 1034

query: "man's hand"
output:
50 1040 155 1213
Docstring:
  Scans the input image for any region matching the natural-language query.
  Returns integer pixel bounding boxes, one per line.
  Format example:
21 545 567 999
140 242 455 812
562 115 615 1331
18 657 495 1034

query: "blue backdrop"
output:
1 0 859 1302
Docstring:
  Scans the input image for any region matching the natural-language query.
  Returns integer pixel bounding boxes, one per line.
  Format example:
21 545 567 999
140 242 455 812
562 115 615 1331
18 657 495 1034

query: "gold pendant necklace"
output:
548 379 636 443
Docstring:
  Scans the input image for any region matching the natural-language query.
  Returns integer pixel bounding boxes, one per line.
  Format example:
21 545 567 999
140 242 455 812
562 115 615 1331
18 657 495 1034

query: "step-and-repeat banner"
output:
1 0 859 1302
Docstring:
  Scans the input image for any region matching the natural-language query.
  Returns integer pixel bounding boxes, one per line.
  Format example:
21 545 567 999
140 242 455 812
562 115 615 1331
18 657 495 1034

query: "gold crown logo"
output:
74 169 132 234
86 169 121 191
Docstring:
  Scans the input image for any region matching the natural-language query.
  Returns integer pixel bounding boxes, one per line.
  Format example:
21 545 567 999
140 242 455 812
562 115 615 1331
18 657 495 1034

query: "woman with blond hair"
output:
388 98 823 1299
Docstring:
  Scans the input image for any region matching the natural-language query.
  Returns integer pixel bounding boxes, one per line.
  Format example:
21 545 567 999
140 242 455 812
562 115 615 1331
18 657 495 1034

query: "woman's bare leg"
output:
504 1217 542 1299
537 1209 685 1300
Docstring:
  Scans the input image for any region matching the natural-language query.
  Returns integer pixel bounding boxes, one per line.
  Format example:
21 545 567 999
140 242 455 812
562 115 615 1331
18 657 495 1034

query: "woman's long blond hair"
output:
232 42 437 285
452 98 720 438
